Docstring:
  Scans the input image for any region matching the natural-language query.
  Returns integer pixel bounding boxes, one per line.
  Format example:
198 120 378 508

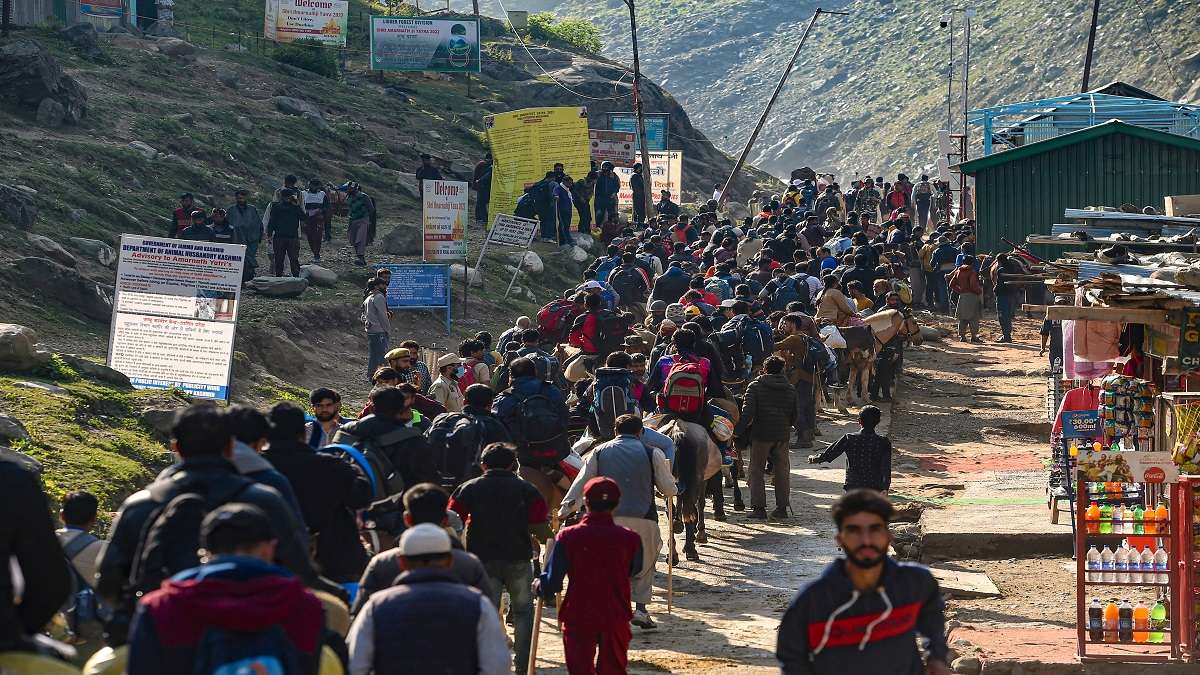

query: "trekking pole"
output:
666 496 674 615
528 533 556 675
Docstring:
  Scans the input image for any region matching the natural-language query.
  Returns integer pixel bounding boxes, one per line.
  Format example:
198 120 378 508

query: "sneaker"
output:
631 610 657 630
747 508 768 520
770 507 789 520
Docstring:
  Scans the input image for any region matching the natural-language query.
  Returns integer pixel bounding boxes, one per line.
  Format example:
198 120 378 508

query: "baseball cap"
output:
685 305 702 317
719 299 738 308
583 476 621 503
398 522 451 557
436 353 462 369
582 280 604 291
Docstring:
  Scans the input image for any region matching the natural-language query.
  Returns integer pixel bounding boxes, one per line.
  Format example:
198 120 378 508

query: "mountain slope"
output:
519 0 1200 179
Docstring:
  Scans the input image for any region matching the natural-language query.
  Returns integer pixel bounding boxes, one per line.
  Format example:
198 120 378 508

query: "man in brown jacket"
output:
772 314 820 449
735 356 799 520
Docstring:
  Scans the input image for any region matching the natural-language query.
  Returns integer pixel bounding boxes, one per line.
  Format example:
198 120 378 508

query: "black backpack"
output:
528 179 555 211
61 533 106 636
129 477 254 597
593 311 626 355
514 193 537 220
511 391 567 463
592 367 636 441
428 412 487 488
194 623 302 675
609 266 646 305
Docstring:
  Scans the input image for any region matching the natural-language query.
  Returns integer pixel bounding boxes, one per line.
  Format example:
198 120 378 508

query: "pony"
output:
645 415 723 562
834 308 922 408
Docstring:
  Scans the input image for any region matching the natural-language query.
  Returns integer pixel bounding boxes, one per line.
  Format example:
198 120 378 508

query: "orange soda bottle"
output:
1104 600 1119 643
1086 502 1100 534
1155 503 1168 532
1133 601 1150 643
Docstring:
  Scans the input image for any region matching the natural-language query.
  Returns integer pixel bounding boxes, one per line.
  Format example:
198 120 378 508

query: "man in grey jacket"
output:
558 414 677 629
226 189 262 282
362 278 392 382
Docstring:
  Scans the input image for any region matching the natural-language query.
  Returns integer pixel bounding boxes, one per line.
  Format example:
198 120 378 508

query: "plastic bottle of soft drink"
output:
1155 503 1168 531
1154 546 1169 584
1086 546 1101 581
1088 598 1104 642
1100 503 1114 534
1140 546 1155 581
1104 599 1119 643
1100 545 1115 582
1114 543 1129 584
1113 504 1125 534
1149 601 1166 643
1086 502 1101 534
1132 505 1145 535
1133 600 1150 643
1118 600 1133 642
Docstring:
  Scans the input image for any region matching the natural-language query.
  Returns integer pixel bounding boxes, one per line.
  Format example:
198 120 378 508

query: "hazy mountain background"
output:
505 0 1200 180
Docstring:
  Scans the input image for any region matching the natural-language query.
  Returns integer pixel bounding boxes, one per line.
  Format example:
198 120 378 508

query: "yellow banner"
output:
485 107 591 224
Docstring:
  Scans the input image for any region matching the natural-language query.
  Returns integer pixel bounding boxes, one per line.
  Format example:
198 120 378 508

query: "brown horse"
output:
836 308 922 408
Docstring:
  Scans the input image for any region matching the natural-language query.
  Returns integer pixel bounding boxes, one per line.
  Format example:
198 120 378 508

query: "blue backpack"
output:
742 318 775 366
592 367 636 440
195 624 301 675
594 256 621 283
704 277 732 301
770 276 803 311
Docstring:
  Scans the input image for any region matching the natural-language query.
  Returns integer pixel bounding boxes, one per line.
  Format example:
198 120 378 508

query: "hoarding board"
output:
485 106 590 222
422 180 468 261
376 263 452 335
615 151 682 206
370 16 480 72
608 112 668 151
264 0 349 46
589 129 636 167
107 235 246 400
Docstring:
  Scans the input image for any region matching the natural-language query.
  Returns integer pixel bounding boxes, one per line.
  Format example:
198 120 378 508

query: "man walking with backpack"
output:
569 292 624 370
609 252 651 320
647 328 716 423
736 357 798 520
56 490 105 647
774 314 823 449
449 444 551 674
96 405 336 646
427 384 512 487
332 387 436 498
492 357 571 470
125 504 326 674
559 415 676 630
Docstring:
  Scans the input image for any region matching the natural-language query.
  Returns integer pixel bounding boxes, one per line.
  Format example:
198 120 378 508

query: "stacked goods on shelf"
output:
1099 375 1156 442
1170 400 1200 473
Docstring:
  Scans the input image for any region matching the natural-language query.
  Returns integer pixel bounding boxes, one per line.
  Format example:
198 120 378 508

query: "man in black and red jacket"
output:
125 504 325 674
776 490 949 675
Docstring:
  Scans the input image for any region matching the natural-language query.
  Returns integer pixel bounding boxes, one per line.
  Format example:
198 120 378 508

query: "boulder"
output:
951 656 982 675
272 96 320 117
572 233 594 250
127 141 158 159
68 237 117 267
35 98 65 128
394 172 420 200
0 415 31 444
59 23 103 60
300 264 337 287
7 257 114 321
0 324 50 371
569 245 590 263
248 276 308 297
235 115 253 131
139 408 178 441
450 264 483 287
26 233 76 267
0 446 43 474
216 67 240 89
0 183 38 228
59 354 131 387
381 224 422 256
14 381 66 395
0 40 88 124
169 112 194 125
303 111 333 134
157 38 197 58
508 251 544 274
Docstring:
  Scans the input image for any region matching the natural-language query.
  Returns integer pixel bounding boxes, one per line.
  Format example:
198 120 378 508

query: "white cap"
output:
582 280 604 290
398 523 451 557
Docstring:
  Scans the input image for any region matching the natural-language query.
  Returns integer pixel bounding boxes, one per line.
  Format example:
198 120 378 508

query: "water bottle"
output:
1100 545 1115 582
1114 543 1129 584
1154 546 1168 584
1085 546 1101 582
1112 504 1124 534
1140 546 1155 581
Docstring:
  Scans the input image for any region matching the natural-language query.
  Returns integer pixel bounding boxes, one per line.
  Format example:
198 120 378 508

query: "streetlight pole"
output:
961 8 973 158
625 0 655 225
943 12 954 133
718 8 846 206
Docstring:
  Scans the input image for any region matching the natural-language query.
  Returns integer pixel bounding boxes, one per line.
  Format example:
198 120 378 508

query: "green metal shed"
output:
957 120 1200 255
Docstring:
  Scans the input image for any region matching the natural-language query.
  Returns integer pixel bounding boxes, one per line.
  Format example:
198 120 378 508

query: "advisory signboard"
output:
377 263 452 335
484 106 590 222
608 112 669 151
370 16 480 72
422 180 468 261
107 235 246 400
264 0 349 46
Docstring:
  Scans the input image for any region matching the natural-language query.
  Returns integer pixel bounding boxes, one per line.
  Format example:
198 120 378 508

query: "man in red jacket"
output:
534 476 642 675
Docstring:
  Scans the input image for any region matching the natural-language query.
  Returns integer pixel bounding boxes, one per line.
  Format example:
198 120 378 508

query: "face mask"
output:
455 366 466 378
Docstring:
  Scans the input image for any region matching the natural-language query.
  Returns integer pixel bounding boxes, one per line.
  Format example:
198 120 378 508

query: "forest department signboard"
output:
370 16 481 72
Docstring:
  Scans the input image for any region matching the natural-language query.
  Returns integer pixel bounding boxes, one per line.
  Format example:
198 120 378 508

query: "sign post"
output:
370 16 481 72
422 179 468 262
378 264 452 335
615 150 682 206
107 235 246 400
1180 308 1200 371
588 129 636 167
608 112 669 151
478 214 539 300
264 0 349 45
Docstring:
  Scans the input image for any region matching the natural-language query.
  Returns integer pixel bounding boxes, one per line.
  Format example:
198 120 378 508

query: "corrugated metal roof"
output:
1076 261 1200 305
959 120 1200 174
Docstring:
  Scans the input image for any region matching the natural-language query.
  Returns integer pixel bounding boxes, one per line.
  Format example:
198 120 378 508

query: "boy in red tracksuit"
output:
535 477 642 675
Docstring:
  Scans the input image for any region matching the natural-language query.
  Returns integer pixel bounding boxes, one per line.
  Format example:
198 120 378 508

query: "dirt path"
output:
525 312 1070 673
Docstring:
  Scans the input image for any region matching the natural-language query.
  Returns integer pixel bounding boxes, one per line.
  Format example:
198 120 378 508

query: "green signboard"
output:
369 16 481 73
1181 309 1200 371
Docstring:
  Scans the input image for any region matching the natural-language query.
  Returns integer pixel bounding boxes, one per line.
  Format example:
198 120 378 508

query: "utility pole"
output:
718 8 847 206
625 0 655 224
1 0 10 38
961 8 974 158
944 13 954 133
1081 0 1101 91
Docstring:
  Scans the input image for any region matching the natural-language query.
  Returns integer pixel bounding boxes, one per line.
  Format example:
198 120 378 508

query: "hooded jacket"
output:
229 440 305 528
777 557 947 674
737 373 799 442
651 266 691 305
126 556 323 675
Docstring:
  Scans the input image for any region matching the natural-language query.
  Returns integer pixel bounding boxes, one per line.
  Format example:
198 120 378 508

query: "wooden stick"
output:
666 496 674 615
527 596 543 675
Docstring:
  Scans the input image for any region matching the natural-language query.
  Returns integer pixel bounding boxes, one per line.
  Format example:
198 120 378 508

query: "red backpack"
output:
659 356 707 416
457 358 481 394
537 299 576 343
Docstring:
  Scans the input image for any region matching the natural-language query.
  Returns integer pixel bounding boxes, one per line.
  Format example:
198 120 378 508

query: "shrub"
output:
272 39 339 78
527 13 602 55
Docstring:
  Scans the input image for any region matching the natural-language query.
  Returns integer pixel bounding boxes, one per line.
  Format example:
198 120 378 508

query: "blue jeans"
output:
484 559 533 673
367 332 388 381
932 270 949 312
557 211 574 247
242 240 260 282
997 293 1016 340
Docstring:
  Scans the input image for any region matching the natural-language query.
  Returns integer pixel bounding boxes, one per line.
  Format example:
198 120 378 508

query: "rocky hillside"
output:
522 0 1200 179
